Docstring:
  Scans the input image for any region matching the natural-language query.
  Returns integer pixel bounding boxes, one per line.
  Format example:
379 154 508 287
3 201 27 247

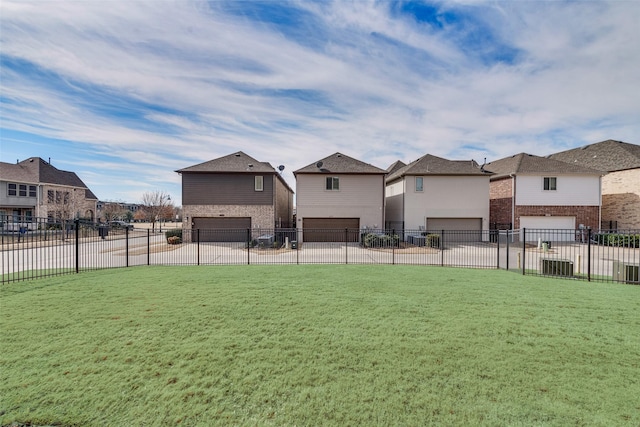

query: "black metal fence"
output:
2 220 639 285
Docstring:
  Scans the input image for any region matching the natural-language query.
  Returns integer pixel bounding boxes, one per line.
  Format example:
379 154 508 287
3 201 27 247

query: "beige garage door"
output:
303 218 360 242
426 218 482 242
192 217 251 242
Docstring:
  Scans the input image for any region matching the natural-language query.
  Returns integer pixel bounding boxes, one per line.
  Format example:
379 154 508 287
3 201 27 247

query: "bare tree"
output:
141 190 172 232
101 202 127 223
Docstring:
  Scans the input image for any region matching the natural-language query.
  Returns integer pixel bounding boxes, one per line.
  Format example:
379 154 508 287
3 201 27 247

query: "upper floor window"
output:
48 190 55 203
7 183 36 198
255 176 264 192
326 177 340 191
415 176 424 192
543 177 557 191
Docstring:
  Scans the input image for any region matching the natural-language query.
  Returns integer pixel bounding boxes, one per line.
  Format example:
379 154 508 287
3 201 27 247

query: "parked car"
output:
109 221 134 230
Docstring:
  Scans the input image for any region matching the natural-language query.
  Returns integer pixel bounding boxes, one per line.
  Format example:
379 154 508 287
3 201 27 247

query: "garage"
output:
520 216 576 243
303 218 360 242
426 218 482 242
192 217 251 242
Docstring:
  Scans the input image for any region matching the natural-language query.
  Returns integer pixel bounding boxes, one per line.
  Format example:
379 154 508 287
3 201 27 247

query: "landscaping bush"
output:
165 228 182 244
362 232 399 248
592 233 640 248
426 233 440 248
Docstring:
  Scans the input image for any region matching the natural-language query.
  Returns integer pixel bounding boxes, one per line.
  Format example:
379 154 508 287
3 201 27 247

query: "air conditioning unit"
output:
540 259 574 277
613 261 639 284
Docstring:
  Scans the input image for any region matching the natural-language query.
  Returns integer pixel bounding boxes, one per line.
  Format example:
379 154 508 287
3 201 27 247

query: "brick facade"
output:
601 169 640 229
182 204 275 229
514 205 599 230
490 177 600 230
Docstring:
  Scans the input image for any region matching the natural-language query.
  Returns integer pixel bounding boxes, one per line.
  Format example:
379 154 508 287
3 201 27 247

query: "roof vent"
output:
336 154 342 157
316 161 323 168
235 153 241 157
248 163 253 168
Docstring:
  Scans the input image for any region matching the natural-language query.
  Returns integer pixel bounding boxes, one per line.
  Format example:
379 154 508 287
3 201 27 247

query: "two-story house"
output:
548 139 640 230
385 154 492 241
294 152 386 242
176 151 294 241
0 157 98 227
485 153 603 241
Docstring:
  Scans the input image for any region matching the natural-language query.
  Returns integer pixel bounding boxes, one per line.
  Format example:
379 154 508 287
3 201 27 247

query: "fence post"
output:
440 230 444 267
522 228 526 275
296 228 299 265
506 231 510 271
147 229 150 265
125 226 129 268
247 228 251 265
345 228 348 264
392 229 395 265
587 227 591 282
75 219 79 274
496 229 500 269
197 229 200 266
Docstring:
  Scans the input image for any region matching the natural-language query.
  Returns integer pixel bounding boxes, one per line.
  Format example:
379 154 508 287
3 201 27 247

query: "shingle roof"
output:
176 151 277 173
0 157 98 199
176 151 294 193
386 154 491 182
293 152 385 175
485 153 604 180
547 139 640 172
385 160 406 175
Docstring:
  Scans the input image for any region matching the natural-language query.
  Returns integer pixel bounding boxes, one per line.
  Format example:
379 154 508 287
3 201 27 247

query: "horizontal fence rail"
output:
2 221 639 285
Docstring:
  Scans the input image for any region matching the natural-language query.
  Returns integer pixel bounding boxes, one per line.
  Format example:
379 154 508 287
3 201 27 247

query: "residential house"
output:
294 152 386 242
176 152 294 241
0 157 98 227
547 139 640 230
485 153 603 241
385 154 492 241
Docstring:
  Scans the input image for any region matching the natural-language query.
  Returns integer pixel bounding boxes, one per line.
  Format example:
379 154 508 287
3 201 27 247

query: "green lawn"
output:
1 265 639 426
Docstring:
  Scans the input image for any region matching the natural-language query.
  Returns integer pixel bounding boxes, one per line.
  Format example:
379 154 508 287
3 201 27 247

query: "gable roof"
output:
294 152 385 175
386 154 492 182
547 139 640 173
176 151 294 193
0 157 98 200
176 151 277 174
385 160 407 175
485 153 604 180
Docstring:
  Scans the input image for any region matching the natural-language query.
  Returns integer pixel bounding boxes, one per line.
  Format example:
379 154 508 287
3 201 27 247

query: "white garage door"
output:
520 216 575 242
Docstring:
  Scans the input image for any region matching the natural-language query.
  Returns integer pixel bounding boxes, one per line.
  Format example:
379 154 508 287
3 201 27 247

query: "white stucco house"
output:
294 152 386 242
385 154 493 241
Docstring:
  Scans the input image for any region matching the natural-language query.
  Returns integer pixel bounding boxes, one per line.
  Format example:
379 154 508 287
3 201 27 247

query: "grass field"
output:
1 265 639 426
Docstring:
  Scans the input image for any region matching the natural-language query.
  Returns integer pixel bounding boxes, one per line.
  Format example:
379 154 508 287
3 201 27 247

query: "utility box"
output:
98 226 109 239
613 261 639 284
291 241 298 249
257 234 274 246
540 259 573 277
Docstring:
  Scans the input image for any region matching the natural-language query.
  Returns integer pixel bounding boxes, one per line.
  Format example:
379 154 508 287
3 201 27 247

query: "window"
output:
415 176 424 192
48 190 55 203
6 183 36 198
543 177 557 191
326 177 340 191
255 176 264 192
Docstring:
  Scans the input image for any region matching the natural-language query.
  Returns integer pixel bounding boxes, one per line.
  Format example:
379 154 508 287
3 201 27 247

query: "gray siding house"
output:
176 152 294 241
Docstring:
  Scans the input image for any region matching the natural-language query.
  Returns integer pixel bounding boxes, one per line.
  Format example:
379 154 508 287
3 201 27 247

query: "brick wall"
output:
183 205 275 229
514 205 600 230
489 178 513 226
601 169 640 229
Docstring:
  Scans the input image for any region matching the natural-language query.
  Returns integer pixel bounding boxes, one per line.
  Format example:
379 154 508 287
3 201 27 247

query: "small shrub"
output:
426 234 440 248
165 229 182 240
363 233 399 248
593 233 640 248
167 236 181 245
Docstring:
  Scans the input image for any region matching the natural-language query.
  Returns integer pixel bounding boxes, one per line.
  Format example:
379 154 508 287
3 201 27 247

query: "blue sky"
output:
1 0 638 203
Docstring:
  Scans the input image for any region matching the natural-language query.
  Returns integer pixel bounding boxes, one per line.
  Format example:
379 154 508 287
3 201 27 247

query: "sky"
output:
1 0 639 204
